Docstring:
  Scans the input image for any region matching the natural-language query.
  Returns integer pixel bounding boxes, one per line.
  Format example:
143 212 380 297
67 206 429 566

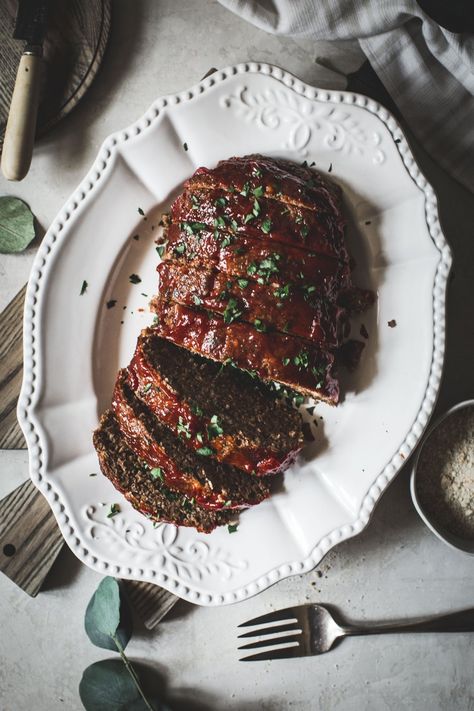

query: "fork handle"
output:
343 608 474 636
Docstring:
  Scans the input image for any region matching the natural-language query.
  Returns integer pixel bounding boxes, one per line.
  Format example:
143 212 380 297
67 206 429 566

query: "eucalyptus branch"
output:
113 634 154 711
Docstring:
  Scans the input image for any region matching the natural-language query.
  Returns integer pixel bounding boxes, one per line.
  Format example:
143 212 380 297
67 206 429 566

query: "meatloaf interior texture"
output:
93 155 372 532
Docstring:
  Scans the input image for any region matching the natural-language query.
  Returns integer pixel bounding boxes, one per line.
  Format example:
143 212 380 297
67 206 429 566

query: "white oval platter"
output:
18 63 451 606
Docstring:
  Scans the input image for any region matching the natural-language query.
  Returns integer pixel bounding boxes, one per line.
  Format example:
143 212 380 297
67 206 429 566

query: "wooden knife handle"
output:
1 52 42 181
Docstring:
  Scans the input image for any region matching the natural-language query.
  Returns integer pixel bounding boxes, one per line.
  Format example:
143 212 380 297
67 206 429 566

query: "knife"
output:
1 0 50 181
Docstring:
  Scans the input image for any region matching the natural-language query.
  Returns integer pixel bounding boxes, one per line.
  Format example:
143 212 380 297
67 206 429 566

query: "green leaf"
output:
0 196 35 253
79 660 167 711
84 577 133 651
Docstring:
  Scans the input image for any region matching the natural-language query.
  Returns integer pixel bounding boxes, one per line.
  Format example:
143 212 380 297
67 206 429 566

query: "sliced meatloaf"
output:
111 371 271 510
93 411 237 532
127 330 304 475
173 188 348 260
163 223 352 301
156 260 345 347
187 154 344 215
151 300 339 403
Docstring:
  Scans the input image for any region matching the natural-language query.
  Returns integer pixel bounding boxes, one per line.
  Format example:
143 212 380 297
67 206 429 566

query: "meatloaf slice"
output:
173 189 348 260
163 223 352 301
111 371 271 510
152 300 339 403
156 260 345 347
128 330 304 476
187 154 344 214
93 411 237 532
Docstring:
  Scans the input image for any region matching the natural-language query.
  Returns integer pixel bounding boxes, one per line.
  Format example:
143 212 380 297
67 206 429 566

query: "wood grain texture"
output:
0 0 111 153
0 478 64 596
0 284 26 449
123 579 179 629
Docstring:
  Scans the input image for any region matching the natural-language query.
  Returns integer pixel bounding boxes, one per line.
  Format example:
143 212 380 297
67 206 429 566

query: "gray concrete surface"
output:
1 1 473 709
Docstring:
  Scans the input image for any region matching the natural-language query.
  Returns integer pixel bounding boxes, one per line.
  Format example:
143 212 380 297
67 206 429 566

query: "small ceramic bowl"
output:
410 399 474 555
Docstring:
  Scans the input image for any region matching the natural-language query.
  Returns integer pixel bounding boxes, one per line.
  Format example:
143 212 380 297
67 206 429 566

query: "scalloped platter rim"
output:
18 63 451 606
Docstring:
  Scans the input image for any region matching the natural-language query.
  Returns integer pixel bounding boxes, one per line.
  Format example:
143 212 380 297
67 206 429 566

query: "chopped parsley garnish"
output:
141 293 148 298
223 297 243 324
293 394 305 408
252 199 261 217
181 221 207 235
295 213 303 224
237 278 249 289
252 167 263 178
253 318 267 332
150 467 163 480
302 284 317 301
282 357 290 366
274 284 291 299
177 416 192 439
214 197 228 208
174 243 186 255
192 295 202 305
106 299 117 309
156 242 168 258
107 504 120 518
230 218 239 232
213 216 226 229
207 414 224 439
311 365 326 388
190 193 200 207
281 206 290 216
80 280 88 295
300 224 309 239
261 217 272 234
191 403 203 416
196 446 214 456
129 274 141 284
138 207 145 216
240 181 250 197
252 185 264 198
142 383 152 394
328 163 333 173
89 472 97 477
293 351 310 369
243 213 255 224
221 235 233 248
183 142 188 151
224 500 232 507
227 523 238 533
196 432 203 443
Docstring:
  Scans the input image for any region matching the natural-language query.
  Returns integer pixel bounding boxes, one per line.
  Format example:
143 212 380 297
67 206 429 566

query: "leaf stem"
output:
113 634 154 711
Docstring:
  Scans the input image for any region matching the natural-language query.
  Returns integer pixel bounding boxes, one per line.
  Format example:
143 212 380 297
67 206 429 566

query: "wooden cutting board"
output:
0 286 179 620
0 0 111 153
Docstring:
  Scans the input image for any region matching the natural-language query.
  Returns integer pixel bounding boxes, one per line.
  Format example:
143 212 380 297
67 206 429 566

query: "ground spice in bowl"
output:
415 403 474 541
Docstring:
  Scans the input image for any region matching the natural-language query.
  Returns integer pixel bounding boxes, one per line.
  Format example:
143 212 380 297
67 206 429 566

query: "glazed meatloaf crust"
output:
152 154 359 403
111 370 271 510
156 260 345 347
128 330 304 475
152 300 339 403
94 411 238 532
93 155 372 533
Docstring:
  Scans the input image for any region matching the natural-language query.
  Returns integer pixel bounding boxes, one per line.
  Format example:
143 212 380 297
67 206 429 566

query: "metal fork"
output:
238 604 474 661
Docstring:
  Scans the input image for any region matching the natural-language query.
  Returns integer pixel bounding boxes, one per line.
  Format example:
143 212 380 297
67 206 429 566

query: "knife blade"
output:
1 0 50 181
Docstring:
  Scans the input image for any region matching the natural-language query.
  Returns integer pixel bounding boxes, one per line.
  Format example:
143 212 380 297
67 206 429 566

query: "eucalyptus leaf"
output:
0 196 35 253
79 660 167 711
85 577 133 651
79 659 142 711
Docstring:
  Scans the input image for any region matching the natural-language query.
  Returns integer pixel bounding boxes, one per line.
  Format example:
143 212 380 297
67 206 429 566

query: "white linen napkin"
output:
217 0 474 193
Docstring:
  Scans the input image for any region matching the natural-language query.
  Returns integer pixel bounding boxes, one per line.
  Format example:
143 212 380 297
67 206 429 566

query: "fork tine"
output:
238 606 298 628
239 644 303 662
238 633 302 651
238 622 300 639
